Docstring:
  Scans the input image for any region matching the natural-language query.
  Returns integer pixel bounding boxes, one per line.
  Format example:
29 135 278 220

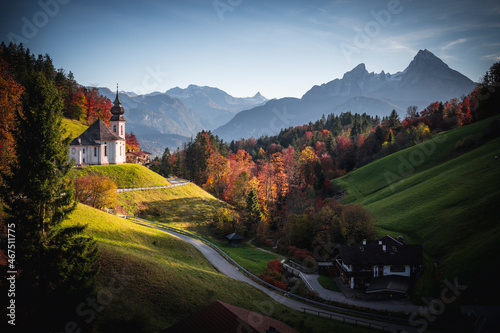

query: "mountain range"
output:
214 49 477 141
98 85 267 155
100 49 477 154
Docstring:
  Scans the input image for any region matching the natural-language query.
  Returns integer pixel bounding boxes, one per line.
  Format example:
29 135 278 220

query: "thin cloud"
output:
442 38 468 51
483 54 500 62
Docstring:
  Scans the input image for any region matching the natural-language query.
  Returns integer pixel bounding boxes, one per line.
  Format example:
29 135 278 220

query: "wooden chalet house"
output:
126 149 151 166
336 235 423 294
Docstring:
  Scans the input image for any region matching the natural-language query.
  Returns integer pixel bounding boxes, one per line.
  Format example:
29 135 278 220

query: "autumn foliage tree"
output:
338 204 376 244
0 57 24 185
55 70 87 121
126 131 140 151
74 174 118 209
203 151 230 198
83 86 112 124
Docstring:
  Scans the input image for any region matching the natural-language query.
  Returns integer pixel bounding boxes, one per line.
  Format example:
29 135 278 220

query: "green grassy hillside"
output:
117 183 280 276
118 183 221 230
75 164 170 188
65 204 374 333
333 116 500 300
62 118 88 139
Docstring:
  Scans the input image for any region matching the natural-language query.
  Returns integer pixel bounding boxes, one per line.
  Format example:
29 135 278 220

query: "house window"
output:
390 265 405 272
104 145 107 157
120 125 123 136
113 125 117 133
82 148 85 154
94 147 97 157
120 146 122 156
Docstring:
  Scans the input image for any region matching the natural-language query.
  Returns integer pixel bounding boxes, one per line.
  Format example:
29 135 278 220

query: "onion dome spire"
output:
110 83 125 121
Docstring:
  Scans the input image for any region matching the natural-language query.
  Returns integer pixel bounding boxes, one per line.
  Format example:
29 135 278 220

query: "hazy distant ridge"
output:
214 49 476 142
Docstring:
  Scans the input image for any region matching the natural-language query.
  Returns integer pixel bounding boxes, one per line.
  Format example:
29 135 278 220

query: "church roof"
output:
70 119 123 146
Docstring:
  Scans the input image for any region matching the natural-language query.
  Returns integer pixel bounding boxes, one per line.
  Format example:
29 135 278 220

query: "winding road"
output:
116 178 190 193
129 218 439 333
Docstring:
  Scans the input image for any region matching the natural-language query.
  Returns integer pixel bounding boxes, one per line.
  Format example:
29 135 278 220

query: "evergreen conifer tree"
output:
246 187 262 229
161 146 171 176
2 72 99 331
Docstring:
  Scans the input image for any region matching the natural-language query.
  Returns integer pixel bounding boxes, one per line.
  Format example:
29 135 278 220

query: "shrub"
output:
74 174 117 209
454 135 478 153
260 259 287 290
267 259 284 274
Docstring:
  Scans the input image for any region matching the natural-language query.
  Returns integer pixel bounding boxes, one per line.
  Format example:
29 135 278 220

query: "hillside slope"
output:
62 118 88 139
64 204 374 333
74 164 170 188
333 116 500 300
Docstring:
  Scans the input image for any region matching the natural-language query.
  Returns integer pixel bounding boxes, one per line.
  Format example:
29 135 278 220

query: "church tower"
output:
109 85 126 140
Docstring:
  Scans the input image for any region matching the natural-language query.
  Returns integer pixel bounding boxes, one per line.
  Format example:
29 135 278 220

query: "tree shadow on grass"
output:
136 197 225 232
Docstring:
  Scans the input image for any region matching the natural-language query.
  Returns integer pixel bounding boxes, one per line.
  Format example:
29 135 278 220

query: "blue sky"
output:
1 0 499 99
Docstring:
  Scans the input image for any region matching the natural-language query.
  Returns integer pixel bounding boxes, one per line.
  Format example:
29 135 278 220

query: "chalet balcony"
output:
336 259 351 272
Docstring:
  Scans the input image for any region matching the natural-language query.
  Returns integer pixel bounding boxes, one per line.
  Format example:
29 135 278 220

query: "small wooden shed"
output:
226 233 244 247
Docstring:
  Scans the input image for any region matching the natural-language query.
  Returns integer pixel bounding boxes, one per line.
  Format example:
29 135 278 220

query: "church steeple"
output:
110 84 125 121
113 84 122 105
109 83 125 141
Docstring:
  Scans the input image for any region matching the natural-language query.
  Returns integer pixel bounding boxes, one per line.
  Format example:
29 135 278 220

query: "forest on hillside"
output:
153 61 500 255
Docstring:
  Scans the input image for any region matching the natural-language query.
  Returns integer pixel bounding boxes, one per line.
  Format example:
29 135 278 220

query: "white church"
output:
69 88 126 165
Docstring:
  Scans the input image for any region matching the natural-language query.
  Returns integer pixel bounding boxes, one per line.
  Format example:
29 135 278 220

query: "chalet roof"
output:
126 150 151 156
339 236 423 266
70 119 122 146
164 300 299 333
226 232 244 240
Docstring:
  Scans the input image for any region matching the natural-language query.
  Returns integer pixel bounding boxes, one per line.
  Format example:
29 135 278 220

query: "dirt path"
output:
246 238 286 260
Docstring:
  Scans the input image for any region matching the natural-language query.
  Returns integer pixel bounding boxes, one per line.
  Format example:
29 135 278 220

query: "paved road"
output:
116 178 189 193
131 219 435 333
301 272 420 313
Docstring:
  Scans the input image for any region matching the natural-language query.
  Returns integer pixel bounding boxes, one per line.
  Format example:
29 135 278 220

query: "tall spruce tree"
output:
246 187 262 229
2 72 99 331
161 146 171 176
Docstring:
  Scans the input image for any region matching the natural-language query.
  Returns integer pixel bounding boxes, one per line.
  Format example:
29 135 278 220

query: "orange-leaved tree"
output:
83 87 112 124
126 131 140 151
0 57 24 185
203 151 230 198
74 174 117 209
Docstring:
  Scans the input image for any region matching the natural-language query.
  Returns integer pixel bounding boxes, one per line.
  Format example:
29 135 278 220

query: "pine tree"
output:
246 187 262 229
2 72 99 331
161 146 171 176
314 157 325 191
387 109 401 129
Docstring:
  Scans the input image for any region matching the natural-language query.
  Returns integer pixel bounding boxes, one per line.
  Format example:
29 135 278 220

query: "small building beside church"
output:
126 149 151 166
70 88 126 165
